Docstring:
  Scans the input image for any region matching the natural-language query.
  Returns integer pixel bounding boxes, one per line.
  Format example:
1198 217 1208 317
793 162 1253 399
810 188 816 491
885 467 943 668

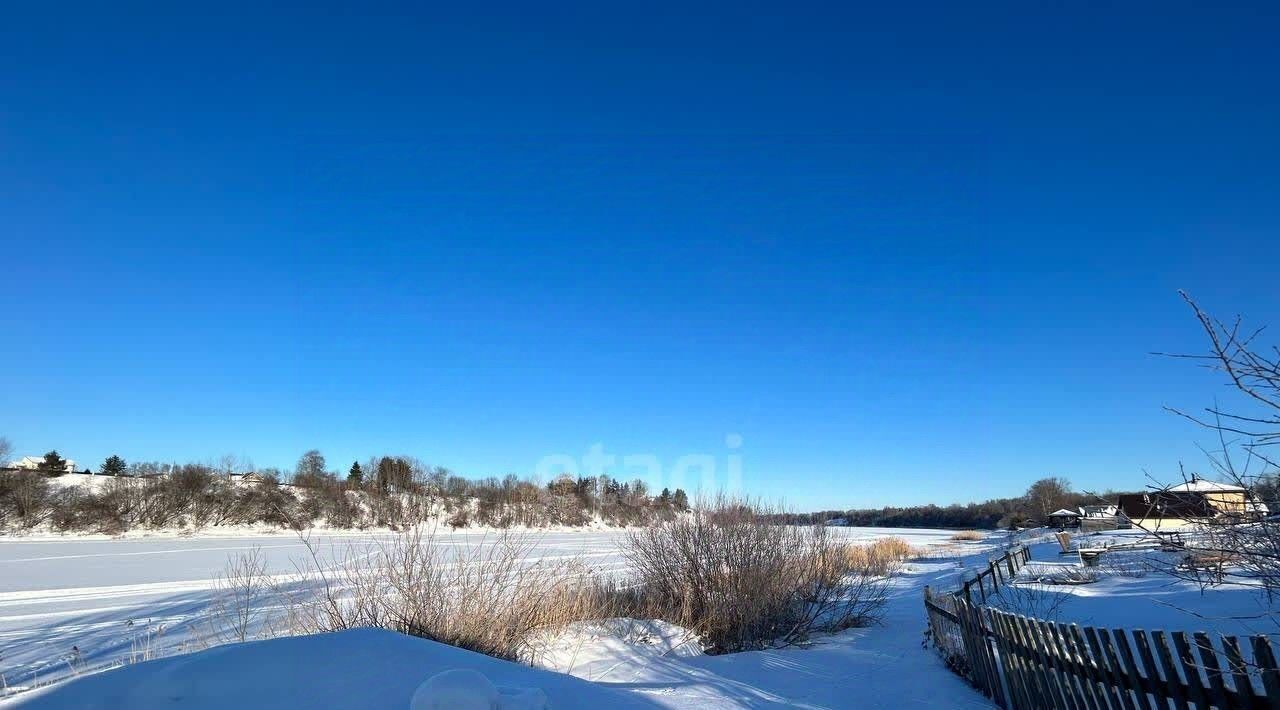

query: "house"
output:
1080 504 1118 518
229 472 265 486
1077 504 1125 532
8 455 78 473
1166 478 1268 519
1048 508 1081 529
1117 477 1268 531
1118 492 1213 531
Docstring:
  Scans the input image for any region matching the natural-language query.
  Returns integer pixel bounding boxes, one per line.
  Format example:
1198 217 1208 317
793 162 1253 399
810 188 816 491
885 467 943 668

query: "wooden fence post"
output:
1220 635 1253 700
1190 632 1229 710
1251 636 1280 700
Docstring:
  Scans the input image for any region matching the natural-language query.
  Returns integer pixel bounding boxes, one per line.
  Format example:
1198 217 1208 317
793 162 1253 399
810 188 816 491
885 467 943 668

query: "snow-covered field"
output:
0 526 990 707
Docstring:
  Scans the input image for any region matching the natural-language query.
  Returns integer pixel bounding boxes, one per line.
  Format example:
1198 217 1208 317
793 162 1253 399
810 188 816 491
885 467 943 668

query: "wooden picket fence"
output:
923 548 1280 709
958 545 1033 605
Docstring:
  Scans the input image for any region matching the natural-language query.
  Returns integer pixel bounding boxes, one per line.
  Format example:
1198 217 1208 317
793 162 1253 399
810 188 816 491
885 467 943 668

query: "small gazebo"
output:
1048 508 1081 529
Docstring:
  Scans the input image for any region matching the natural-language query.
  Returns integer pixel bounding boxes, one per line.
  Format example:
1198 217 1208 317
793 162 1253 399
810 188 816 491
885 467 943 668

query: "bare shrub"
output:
134 478 177 528
205 548 281 644
367 491 406 529
230 475 300 527
48 488 86 531
297 476 359 528
447 507 470 528
544 493 591 526
163 466 218 519
47 467 241 533
1019 561 1099 585
988 580 1072 620
623 498 888 653
0 471 53 529
95 477 143 531
949 530 986 542
184 473 237 528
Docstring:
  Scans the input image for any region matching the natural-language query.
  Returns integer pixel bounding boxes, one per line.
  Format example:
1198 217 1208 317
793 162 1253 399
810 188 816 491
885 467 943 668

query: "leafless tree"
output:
1147 292 1280 600
295 450 327 480
216 454 253 478
1025 476 1073 521
1161 292 1279 463
0 436 12 466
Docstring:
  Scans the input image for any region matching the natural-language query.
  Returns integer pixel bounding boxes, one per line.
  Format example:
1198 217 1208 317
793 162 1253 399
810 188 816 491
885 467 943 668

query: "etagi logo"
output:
534 434 744 494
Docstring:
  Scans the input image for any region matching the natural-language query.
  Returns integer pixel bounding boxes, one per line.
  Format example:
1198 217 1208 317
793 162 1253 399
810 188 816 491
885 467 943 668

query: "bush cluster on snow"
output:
0 450 691 534
0 469 53 529
620 498 901 653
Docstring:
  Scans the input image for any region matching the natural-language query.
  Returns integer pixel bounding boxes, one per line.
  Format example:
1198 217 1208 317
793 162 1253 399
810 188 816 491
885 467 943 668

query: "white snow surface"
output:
1 526 991 708
996 532 1280 639
9 630 636 709
410 668 548 710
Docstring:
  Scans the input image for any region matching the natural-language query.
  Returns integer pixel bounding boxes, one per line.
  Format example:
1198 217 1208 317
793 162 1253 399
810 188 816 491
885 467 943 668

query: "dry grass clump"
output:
208 508 898 662
207 526 621 662
949 530 986 542
913 543 965 560
843 537 923 576
622 497 888 654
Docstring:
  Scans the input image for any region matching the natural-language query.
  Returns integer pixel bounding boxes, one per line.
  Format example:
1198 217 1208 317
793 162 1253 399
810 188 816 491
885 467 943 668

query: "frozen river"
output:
0 526 959 694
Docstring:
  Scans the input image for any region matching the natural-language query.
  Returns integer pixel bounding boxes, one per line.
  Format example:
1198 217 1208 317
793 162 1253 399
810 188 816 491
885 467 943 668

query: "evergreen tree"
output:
100 455 127 476
347 461 364 486
672 488 689 511
658 487 673 506
38 450 67 473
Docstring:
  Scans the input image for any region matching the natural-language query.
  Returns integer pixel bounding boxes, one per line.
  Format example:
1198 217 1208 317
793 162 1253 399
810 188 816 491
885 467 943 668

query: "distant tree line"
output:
0 444 690 534
775 477 1143 530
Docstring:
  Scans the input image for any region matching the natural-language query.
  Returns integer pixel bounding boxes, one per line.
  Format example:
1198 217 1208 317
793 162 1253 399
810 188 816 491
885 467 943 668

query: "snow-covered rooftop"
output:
8 455 78 472
1167 479 1246 493
1049 508 1080 517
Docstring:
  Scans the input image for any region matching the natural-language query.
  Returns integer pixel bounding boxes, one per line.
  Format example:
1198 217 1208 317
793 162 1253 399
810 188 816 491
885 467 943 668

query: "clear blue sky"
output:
3 2 1278 509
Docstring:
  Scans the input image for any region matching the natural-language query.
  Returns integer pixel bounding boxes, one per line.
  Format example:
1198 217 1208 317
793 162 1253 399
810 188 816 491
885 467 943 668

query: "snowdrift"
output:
9 628 656 709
